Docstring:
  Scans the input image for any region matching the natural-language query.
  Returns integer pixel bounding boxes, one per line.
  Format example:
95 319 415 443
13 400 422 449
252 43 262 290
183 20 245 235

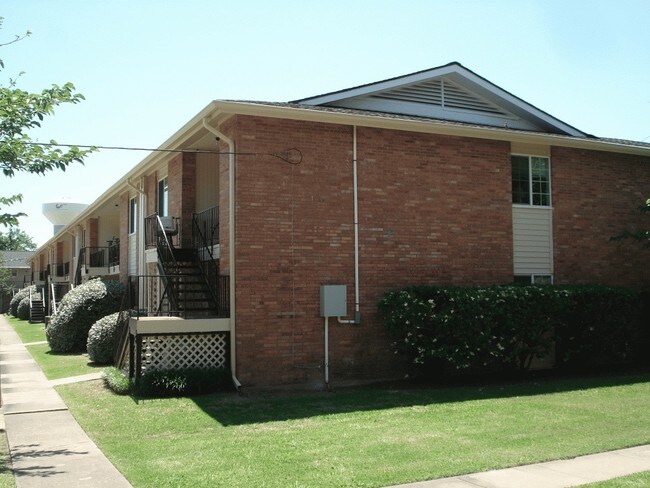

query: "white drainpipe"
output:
338 125 361 325
202 117 241 390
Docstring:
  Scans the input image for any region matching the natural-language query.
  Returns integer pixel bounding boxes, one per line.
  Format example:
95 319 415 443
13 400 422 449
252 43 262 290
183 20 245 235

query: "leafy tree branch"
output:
0 17 95 226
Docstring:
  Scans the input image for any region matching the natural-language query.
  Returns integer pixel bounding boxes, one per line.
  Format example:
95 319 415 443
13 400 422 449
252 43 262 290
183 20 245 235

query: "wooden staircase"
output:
30 300 45 324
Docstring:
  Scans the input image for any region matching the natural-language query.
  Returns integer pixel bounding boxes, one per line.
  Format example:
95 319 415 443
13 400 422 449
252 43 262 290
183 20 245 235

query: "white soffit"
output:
295 63 586 137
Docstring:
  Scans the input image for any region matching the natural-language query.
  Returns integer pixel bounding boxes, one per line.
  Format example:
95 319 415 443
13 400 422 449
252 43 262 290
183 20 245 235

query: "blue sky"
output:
2 0 649 246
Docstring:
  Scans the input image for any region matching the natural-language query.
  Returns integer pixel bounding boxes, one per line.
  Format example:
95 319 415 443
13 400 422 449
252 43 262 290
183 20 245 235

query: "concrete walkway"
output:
0 315 131 487
388 445 650 487
1 315 650 488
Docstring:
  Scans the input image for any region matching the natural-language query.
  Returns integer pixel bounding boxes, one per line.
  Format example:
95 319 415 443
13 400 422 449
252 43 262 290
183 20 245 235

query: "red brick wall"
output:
88 218 99 248
55 241 63 263
218 122 234 275
228 115 513 387
552 146 650 285
145 173 156 217
168 153 197 247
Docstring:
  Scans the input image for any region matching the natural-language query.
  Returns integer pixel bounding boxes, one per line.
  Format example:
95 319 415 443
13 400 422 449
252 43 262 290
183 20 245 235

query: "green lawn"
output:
585 471 650 487
4 315 46 344
5 315 104 380
57 373 650 488
0 425 15 488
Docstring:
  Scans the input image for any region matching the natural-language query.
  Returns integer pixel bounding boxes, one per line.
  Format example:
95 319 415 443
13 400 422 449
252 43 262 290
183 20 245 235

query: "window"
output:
129 197 137 234
158 177 169 217
513 275 553 285
512 155 551 206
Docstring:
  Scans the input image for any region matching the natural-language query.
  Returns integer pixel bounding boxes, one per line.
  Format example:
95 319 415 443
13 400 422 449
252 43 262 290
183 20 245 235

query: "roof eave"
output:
212 101 650 157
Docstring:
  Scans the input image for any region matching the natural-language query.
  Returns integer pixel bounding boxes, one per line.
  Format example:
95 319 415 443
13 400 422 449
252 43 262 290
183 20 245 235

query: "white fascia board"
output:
296 65 461 105
213 101 650 157
444 70 586 138
297 63 586 138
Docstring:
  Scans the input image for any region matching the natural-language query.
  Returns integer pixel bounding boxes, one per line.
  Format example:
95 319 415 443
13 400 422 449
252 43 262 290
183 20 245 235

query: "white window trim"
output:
158 176 169 217
511 153 552 208
129 196 137 235
514 274 554 285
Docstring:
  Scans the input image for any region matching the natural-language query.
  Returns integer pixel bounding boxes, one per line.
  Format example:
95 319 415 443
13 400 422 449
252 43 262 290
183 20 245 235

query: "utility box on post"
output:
320 285 347 317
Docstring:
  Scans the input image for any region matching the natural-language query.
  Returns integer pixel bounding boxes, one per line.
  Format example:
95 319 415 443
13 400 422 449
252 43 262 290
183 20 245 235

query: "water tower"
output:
42 201 88 235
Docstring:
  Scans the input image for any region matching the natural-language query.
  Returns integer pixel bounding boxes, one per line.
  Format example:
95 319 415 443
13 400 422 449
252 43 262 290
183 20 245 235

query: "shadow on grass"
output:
189 369 650 427
41 350 105 368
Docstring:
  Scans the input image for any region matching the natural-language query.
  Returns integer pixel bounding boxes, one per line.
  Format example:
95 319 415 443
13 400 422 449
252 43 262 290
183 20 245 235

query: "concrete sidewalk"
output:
388 445 650 487
0 315 131 487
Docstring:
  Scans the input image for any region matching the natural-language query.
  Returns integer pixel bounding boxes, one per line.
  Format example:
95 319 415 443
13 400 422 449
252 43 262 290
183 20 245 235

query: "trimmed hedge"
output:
17 296 31 320
46 279 124 353
379 285 649 377
102 367 132 395
9 285 35 317
135 367 231 397
87 312 126 364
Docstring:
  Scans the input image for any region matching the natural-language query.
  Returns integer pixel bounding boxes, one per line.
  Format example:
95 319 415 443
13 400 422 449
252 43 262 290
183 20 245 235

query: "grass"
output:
585 471 650 487
4 315 46 344
5 315 104 380
56 372 650 488
0 425 15 488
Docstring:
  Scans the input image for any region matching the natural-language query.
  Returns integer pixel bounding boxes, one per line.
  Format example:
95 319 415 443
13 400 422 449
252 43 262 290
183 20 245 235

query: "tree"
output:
0 253 12 294
0 226 36 251
612 198 650 248
0 17 94 227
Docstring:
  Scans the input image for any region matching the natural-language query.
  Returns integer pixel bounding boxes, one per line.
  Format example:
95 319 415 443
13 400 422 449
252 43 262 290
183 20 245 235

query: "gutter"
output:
211 100 650 158
202 116 242 391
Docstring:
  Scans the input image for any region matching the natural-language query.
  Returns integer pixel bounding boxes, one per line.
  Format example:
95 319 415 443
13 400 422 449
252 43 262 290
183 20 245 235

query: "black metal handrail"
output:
74 248 86 285
53 262 70 277
192 206 219 251
108 239 120 267
191 207 221 310
123 273 230 318
145 213 180 249
150 214 181 312
113 288 132 368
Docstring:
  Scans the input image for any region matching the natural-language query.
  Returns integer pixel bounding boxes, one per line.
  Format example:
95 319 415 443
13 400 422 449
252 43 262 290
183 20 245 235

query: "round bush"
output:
17 296 31 320
87 312 125 364
46 279 124 353
10 285 36 317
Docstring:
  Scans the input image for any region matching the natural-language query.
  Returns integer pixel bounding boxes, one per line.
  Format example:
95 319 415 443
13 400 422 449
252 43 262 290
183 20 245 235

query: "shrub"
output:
9 285 36 317
102 367 132 395
87 312 126 364
135 367 231 397
379 285 648 378
555 286 649 367
17 296 31 320
46 279 124 353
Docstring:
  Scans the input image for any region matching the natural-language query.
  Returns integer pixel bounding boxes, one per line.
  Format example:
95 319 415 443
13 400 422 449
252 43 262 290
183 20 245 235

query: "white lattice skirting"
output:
138 333 228 375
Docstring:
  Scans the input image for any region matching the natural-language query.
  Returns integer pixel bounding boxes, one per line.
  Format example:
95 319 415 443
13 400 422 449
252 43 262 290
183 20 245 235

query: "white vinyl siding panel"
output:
512 207 553 275
128 234 138 276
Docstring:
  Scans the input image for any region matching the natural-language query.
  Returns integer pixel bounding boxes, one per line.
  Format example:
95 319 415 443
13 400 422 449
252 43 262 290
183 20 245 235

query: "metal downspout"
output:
202 117 241 390
338 125 361 325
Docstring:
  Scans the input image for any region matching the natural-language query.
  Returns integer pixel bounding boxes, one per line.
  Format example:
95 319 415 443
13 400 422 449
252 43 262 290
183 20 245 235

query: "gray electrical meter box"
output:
320 285 347 317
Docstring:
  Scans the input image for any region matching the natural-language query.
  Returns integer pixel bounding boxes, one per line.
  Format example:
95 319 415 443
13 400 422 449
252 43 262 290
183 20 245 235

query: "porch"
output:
116 205 231 380
74 238 120 285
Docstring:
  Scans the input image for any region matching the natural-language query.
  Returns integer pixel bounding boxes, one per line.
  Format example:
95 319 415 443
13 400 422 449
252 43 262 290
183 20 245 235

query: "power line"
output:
24 141 303 164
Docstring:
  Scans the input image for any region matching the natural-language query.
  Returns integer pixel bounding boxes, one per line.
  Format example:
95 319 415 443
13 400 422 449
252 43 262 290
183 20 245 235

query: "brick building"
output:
29 63 650 388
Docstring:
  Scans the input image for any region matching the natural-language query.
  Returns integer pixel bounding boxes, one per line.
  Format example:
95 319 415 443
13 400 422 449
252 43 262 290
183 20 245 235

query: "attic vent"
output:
372 78 509 116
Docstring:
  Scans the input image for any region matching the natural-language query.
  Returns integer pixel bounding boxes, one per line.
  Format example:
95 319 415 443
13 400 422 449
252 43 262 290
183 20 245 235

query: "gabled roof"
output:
0 251 33 269
293 62 587 138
